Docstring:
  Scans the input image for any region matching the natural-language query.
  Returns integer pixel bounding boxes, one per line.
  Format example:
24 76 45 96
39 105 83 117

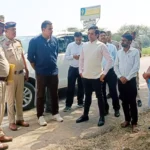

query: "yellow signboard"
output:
85 8 100 16
80 5 101 21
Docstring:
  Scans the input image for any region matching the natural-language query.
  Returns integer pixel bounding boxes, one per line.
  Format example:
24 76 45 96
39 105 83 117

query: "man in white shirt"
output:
76 26 113 127
117 31 142 107
114 33 140 133
63 32 84 112
99 31 120 117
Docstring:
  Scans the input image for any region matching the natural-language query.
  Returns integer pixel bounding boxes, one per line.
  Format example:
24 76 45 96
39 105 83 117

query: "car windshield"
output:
17 34 88 54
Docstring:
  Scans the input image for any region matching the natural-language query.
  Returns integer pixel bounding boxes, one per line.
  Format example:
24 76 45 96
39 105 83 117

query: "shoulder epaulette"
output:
15 39 22 47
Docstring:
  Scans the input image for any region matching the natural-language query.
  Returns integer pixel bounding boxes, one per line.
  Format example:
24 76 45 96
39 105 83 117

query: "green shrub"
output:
142 47 150 54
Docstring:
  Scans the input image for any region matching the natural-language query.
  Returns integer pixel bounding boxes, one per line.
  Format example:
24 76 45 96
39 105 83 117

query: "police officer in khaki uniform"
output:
0 19 12 150
0 22 29 131
131 31 142 107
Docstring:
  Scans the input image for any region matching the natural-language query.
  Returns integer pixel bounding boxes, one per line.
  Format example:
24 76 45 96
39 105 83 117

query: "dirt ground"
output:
5 85 150 150
2 57 150 150
58 110 150 150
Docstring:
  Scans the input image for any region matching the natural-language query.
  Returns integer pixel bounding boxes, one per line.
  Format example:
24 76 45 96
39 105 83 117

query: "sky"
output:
1 0 150 36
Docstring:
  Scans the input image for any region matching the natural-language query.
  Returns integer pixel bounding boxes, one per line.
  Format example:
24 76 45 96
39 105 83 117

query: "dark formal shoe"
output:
137 100 142 107
106 93 111 99
104 110 109 116
0 143 8 150
76 115 89 123
98 117 105 127
0 136 12 143
114 110 120 117
16 120 29 127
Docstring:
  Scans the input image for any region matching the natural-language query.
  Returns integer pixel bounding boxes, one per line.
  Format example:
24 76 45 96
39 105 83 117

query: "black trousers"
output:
82 78 104 118
118 77 138 125
36 75 59 117
102 68 120 111
66 66 84 107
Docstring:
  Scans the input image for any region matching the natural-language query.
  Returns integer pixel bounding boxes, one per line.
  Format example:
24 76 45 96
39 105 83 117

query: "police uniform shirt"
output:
0 46 9 77
0 37 25 71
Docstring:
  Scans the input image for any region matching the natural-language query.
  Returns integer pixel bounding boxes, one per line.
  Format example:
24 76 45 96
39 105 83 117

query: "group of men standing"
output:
0 19 65 150
0 17 142 149
63 26 141 130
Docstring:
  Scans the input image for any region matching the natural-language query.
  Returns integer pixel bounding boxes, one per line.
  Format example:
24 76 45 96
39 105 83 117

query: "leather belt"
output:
14 70 23 75
0 77 7 81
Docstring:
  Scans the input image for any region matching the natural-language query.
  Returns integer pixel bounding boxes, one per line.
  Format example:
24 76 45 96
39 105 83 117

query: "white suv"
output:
18 32 88 110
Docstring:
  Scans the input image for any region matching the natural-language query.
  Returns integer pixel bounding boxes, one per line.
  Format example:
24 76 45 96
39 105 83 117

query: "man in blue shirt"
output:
99 31 120 117
28 20 63 126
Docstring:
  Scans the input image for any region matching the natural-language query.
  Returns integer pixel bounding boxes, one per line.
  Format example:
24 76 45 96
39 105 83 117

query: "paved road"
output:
2 56 150 150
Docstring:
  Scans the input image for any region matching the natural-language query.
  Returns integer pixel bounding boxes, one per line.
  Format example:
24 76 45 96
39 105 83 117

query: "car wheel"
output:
23 82 35 110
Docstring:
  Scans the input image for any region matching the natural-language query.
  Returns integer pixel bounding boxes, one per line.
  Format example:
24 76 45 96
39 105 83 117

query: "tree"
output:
140 35 150 48
117 25 150 36
66 25 150 48
112 33 121 42
98 27 106 31
114 25 150 47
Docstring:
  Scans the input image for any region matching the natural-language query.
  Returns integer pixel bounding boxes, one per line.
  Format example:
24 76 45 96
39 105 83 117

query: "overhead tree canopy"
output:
117 25 150 36
112 25 150 48
65 25 150 48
